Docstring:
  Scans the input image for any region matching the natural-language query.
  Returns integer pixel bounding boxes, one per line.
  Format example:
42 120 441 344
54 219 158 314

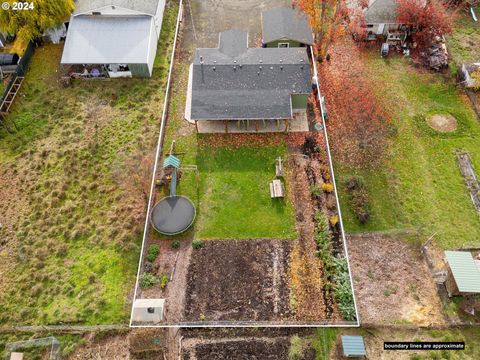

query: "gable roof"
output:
73 0 160 16
262 8 314 45
364 0 398 24
188 30 311 121
61 15 155 64
445 251 480 293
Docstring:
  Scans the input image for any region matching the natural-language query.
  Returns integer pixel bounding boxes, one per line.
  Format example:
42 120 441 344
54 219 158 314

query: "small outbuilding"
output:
341 336 367 358
261 8 314 48
61 0 166 78
444 251 480 297
132 298 165 324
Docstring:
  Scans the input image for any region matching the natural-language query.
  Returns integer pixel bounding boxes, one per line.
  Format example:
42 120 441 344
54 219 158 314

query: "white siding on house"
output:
154 0 166 38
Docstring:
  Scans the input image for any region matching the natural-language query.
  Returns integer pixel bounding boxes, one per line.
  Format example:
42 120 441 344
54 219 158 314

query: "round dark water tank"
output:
0 53 19 66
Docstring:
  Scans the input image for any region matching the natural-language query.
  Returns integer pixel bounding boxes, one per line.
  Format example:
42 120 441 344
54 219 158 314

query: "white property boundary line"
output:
310 46 360 327
129 20 359 328
129 0 184 327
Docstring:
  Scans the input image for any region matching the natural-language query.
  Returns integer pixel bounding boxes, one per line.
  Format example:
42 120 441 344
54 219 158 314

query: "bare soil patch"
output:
67 333 130 359
181 328 317 360
347 233 446 325
184 239 293 322
426 114 458 132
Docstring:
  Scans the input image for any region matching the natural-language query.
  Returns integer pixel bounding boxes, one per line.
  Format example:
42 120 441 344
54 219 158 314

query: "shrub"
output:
144 261 153 273
329 214 339 227
288 335 303 360
345 176 370 224
321 182 334 193
139 273 159 288
310 184 322 197
192 239 204 249
146 244 160 262
160 273 169 289
333 257 356 321
171 240 180 249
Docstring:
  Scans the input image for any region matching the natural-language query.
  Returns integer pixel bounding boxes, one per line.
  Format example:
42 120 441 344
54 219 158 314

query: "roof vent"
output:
233 66 236 71
260 60 263 63
200 56 204 64
213 66 216 71
280 59 283 63
259 66 262 70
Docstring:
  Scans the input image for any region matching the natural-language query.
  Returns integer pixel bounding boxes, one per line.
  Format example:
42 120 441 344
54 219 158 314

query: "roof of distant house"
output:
364 0 398 24
445 251 480 293
187 30 311 121
261 8 314 45
73 0 160 16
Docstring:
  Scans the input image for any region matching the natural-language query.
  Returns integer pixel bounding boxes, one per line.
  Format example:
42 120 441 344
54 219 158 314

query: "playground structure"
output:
150 141 197 235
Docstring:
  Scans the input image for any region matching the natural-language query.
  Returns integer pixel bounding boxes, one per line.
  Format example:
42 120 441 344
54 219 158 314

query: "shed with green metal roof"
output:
444 251 480 296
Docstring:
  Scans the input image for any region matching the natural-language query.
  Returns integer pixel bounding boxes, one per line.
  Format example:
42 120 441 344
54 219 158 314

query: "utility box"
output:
132 299 165 324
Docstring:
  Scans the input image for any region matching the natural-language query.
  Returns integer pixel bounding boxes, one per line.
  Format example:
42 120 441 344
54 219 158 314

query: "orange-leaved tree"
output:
294 0 348 57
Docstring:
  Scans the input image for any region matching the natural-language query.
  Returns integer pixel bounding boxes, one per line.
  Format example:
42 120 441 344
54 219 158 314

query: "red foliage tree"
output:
319 39 392 168
396 0 456 47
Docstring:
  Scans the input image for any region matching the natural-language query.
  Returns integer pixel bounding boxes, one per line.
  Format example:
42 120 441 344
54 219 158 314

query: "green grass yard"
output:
0 1 179 325
336 54 480 249
194 144 296 239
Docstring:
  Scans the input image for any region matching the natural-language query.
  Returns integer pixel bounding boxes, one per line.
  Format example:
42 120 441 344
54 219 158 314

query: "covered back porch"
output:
195 113 309 134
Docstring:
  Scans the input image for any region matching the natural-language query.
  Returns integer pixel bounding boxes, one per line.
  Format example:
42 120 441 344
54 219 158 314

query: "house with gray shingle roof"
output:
61 0 165 78
261 8 314 48
185 30 312 133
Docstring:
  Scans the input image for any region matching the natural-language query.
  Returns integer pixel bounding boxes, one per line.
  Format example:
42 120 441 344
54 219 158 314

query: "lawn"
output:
194 144 296 239
0 1 179 325
336 54 480 249
447 5 480 67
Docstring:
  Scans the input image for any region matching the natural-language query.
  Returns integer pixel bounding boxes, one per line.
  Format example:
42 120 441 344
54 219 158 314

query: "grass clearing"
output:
0 1 179 325
336 54 480 249
447 6 480 67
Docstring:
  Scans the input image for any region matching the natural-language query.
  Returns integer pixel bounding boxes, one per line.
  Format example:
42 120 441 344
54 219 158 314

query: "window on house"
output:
92 11 101 15
278 43 289 48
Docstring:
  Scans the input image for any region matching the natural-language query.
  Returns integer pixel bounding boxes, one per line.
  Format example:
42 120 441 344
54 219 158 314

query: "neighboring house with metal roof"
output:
444 251 480 296
261 8 314 48
341 335 367 357
185 29 312 133
61 0 166 78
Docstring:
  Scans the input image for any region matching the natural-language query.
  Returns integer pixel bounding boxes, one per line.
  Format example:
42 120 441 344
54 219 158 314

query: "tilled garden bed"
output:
183 239 293 323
